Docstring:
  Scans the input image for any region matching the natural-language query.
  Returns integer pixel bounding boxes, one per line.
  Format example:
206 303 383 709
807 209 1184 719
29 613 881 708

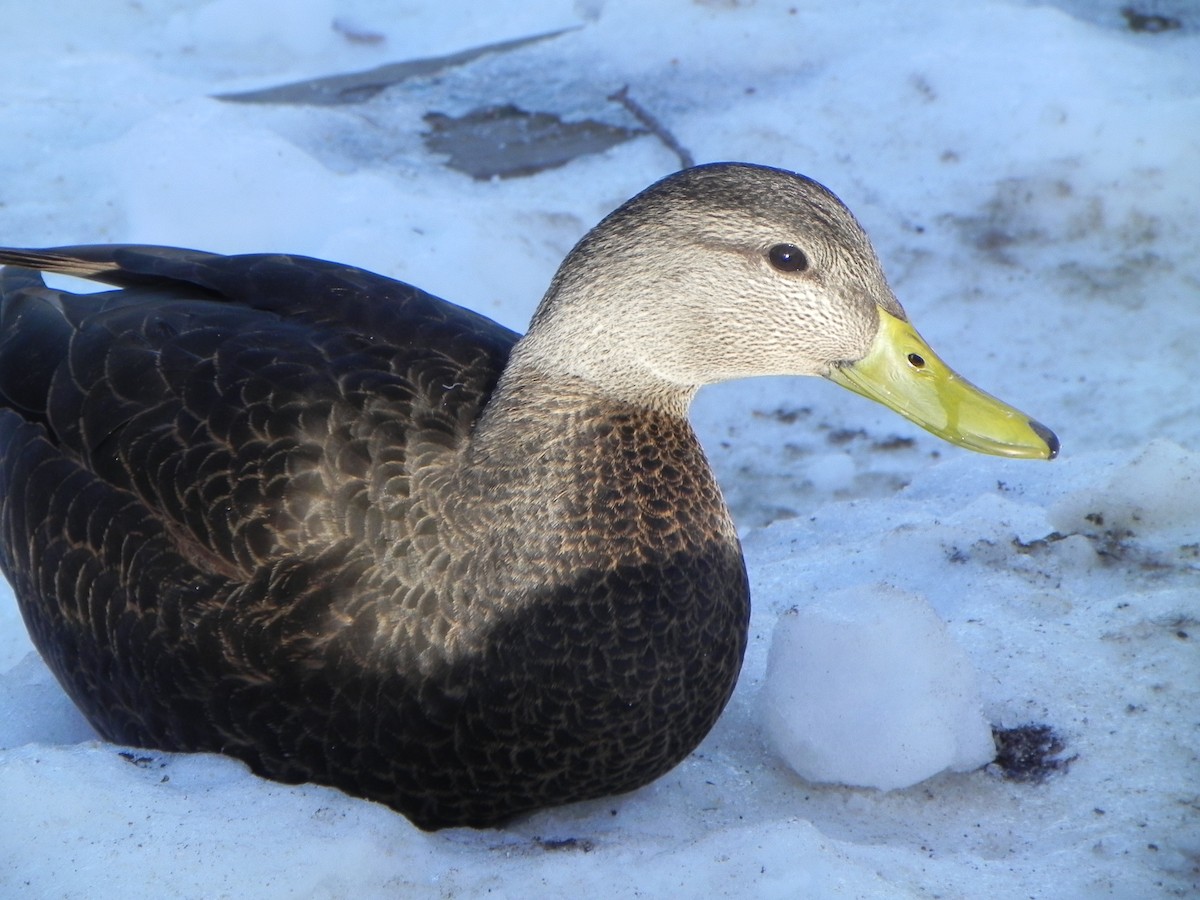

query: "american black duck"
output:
0 163 1057 829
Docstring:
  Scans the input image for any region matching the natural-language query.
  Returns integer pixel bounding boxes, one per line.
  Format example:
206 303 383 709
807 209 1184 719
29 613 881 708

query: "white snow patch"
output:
762 584 995 791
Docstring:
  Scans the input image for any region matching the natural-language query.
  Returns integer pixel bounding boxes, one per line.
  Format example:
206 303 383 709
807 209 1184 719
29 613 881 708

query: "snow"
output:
1 0 1198 897
761 584 996 791
1050 440 1200 539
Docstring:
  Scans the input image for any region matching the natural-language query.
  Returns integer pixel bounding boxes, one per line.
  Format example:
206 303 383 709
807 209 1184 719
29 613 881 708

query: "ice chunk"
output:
761 584 995 791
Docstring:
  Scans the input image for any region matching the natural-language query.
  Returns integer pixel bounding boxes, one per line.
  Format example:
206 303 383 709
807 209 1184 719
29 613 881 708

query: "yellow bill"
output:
827 309 1059 460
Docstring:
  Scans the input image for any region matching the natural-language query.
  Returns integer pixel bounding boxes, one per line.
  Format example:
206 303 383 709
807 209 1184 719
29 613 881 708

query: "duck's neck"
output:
457 363 740 580
498 327 700 421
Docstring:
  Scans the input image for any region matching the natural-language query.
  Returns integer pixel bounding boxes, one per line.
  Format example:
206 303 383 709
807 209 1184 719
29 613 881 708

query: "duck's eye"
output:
767 243 809 273
907 353 926 369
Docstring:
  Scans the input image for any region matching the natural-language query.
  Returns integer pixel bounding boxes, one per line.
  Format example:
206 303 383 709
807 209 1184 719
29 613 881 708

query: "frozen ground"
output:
1 1 1197 897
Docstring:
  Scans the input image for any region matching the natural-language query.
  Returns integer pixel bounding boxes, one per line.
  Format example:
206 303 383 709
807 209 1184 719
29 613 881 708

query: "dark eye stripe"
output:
768 244 809 273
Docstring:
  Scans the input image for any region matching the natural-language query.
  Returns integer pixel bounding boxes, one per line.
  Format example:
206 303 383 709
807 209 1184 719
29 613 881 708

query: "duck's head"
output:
513 162 1057 460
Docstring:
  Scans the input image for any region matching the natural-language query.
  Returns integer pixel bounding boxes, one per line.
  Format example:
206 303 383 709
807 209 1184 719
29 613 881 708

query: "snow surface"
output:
1 1 1198 897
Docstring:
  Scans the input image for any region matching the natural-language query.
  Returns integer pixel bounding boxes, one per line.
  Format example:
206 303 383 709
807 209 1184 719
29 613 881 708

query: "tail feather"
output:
0 247 122 279
0 245 222 290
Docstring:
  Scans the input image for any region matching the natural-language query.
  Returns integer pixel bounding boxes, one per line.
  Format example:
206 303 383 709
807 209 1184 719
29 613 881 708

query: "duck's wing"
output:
0 243 517 356
0 245 519 582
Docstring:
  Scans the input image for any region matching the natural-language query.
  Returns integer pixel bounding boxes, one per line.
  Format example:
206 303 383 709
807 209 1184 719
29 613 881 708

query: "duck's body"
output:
0 164 1055 830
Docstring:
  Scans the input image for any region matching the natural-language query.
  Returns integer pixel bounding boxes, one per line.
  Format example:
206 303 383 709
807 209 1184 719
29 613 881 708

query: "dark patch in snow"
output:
1121 6 1183 32
215 29 573 106
1158 613 1198 640
1010 531 1070 554
422 104 644 180
751 406 812 425
535 836 596 853
871 435 916 452
118 751 158 769
826 427 867 446
989 724 1075 783
946 545 971 564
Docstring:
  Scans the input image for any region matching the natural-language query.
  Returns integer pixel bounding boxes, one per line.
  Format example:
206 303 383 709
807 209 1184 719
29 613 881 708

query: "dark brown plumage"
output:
0 178 759 829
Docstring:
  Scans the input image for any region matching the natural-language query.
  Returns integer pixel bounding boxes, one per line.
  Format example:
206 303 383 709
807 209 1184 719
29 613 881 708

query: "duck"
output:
0 163 1057 830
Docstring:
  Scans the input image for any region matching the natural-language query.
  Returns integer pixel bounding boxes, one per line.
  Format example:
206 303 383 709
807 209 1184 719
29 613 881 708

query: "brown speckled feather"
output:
0 244 749 829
